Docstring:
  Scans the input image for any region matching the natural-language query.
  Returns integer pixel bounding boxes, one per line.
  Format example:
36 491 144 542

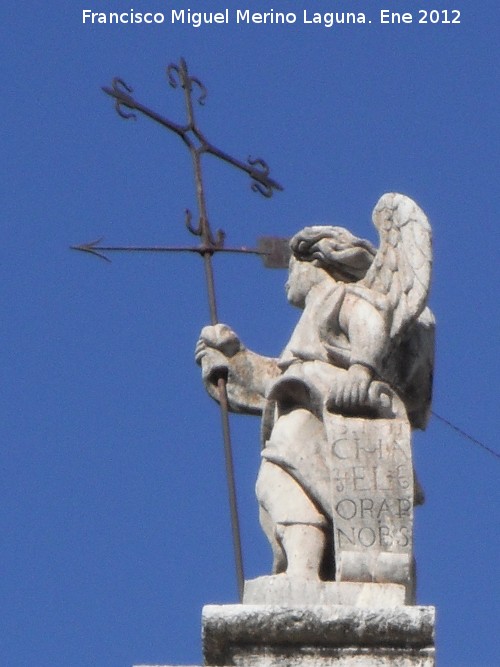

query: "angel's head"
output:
285 225 376 307
291 225 376 281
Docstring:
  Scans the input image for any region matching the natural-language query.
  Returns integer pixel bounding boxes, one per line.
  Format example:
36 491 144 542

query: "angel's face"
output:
285 256 328 308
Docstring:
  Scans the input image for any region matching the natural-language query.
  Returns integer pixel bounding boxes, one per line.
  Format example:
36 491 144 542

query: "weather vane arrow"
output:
72 58 290 601
71 235 291 268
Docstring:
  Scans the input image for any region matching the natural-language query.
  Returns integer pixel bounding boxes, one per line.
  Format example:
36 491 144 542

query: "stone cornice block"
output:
203 604 435 666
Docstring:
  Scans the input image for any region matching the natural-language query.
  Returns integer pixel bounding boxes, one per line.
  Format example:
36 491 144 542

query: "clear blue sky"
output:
2 1 499 665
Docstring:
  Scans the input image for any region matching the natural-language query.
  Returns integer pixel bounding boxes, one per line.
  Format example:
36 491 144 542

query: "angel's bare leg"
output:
277 523 325 580
259 506 286 574
256 460 326 580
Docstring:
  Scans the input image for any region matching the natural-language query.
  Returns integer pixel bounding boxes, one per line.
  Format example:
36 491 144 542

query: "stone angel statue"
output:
196 193 434 599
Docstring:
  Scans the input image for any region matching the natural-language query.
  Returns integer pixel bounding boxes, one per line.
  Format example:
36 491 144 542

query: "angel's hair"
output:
290 226 376 282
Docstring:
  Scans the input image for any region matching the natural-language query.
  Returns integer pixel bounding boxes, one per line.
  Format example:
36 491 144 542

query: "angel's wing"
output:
361 193 432 339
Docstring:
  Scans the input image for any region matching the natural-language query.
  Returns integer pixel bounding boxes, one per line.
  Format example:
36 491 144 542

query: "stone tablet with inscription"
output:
323 394 414 598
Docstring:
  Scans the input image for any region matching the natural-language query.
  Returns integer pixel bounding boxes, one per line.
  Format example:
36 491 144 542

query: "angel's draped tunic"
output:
256 280 389 533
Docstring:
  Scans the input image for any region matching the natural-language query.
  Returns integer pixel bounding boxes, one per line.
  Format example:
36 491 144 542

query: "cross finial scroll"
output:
73 59 290 601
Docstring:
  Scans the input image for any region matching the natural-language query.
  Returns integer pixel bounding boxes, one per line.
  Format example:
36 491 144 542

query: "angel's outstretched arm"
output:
195 324 281 415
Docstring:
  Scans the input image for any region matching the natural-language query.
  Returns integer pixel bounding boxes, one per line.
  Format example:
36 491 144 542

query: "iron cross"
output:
73 58 290 601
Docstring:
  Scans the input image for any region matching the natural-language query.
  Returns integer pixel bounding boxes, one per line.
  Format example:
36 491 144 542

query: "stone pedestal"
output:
243 576 406 607
135 583 435 667
203 603 435 666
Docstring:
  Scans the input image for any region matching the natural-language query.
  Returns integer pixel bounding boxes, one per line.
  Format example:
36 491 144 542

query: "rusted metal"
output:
102 60 283 199
76 59 285 601
71 236 291 267
257 236 292 269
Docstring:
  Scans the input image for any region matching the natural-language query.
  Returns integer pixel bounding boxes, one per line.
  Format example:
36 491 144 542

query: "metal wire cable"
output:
431 410 500 460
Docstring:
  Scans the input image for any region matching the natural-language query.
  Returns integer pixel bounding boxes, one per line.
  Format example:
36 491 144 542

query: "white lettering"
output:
171 9 185 23
172 9 228 26
236 9 296 24
381 10 413 24
304 11 365 27
82 9 165 24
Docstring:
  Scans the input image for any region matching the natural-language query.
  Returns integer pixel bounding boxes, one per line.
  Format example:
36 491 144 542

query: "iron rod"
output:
183 57 245 599
93 60 285 600
71 244 265 257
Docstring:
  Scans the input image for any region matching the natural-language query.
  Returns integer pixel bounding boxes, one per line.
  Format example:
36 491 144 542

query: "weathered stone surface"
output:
134 599 435 666
218 653 434 667
203 604 435 650
323 410 415 601
202 604 435 666
137 661 433 667
243 577 406 607
136 659 434 667
136 660 433 667
196 194 434 594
